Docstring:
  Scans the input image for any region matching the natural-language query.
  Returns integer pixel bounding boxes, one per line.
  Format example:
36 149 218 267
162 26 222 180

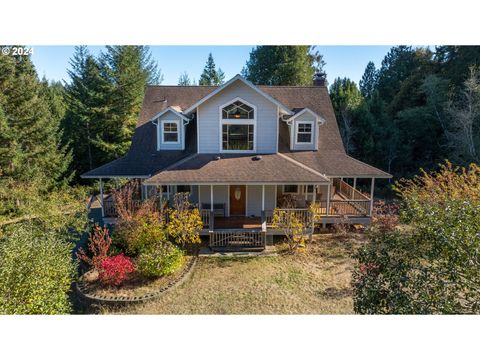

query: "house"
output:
82 74 391 249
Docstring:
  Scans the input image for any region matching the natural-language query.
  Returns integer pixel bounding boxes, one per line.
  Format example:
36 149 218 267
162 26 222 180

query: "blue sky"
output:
31 45 396 86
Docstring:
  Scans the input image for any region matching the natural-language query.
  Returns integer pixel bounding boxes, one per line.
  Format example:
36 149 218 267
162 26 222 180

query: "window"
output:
283 185 299 194
177 185 191 193
222 100 254 119
304 185 314 193
222 124 254 151
220 99 256 152
162 121 179 143
296 122 312 143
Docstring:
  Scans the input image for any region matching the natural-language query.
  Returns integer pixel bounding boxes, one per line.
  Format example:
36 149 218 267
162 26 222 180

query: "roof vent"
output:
214 155 222 161
252 155 262 161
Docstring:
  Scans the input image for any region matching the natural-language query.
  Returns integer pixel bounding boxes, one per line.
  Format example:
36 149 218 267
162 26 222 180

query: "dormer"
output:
284 108 325 151
150 106 191 151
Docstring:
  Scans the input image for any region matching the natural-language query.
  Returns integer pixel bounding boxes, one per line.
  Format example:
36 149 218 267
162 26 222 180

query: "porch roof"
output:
143 153 330 185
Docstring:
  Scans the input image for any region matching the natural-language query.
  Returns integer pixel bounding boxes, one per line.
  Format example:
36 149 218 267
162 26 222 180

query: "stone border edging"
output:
76 253 198 307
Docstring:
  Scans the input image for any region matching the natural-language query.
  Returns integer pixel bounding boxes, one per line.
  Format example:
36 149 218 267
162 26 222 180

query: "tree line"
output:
330 46 480 182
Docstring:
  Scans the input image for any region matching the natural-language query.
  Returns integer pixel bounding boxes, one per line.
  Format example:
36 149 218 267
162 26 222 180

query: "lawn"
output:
97 233 366 314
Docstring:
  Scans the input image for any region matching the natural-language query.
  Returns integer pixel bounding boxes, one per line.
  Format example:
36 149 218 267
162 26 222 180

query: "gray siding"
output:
291 111 318 151
157 112 184 150
197 80 278 154
246 185 276 217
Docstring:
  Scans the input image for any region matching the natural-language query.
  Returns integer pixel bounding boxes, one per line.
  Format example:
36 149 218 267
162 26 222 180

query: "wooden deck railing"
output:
312 199 371 217
333 178 370 201
200 209 211 228
209 229 265 248
265 208 313 227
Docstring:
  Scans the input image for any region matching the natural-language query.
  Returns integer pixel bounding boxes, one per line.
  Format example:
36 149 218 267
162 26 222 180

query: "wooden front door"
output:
229 185 246 216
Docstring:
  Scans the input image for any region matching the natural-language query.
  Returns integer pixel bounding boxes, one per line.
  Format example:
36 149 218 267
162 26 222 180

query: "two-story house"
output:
82 74 391 249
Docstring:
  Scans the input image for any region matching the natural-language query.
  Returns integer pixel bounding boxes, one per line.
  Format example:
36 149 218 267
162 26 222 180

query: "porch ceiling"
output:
143 153 330 185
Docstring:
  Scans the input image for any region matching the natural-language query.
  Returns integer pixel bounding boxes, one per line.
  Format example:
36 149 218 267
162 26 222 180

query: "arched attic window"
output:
222 100 254 119
220 99 256 152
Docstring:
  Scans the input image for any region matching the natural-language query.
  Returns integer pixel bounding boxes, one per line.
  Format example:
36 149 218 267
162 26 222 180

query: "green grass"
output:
97 233 367 314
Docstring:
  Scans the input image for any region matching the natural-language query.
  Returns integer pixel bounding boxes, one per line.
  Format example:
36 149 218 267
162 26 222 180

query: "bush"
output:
136 241 185 278
0 225 76 314
99 254 136 286
112 182 166 256
77 225 112 270
353 162 480 314
166 193 203 246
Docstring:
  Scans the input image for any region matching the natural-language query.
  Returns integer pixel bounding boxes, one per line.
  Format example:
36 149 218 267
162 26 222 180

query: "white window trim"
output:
160 119 181 145
283 184 299 194
303 184 315 193
295 120 314 145
218 97 257 153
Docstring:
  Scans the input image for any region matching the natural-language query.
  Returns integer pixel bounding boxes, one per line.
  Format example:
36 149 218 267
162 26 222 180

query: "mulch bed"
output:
76 254 197 306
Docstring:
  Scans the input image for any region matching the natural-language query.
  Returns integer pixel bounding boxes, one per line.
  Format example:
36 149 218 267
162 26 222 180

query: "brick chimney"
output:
313 72 327 87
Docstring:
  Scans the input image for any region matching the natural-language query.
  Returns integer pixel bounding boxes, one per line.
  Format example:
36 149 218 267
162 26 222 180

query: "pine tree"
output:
0 51 71 185
178 71 193 85
199 53 224 85
98 46 163 159
63 46 113 176
359 61 378 98
242 46 324 85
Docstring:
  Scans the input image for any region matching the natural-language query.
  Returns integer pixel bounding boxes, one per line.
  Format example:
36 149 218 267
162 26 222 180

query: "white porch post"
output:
115 177 119 190
166 185 170 203
210 185 214 211
369 178 375 216
326 180 331 215
261 184 265 211
99 178 104 217
353 177 357 191
312 184 316 203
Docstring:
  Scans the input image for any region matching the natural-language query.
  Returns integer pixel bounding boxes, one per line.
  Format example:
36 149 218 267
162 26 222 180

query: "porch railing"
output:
209 229 265 248
312 200 371 217
265 208 313 228
333 178 370 201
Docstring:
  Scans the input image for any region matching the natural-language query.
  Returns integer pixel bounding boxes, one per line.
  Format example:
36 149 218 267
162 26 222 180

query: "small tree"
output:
77 225 112 270
166 193 203 246
271 209 307 253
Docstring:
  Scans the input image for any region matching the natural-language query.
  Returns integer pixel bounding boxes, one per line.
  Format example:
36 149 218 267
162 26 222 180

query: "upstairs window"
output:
222 124 254 151
296 122 313 144
222 100 254 119
162 121 179 143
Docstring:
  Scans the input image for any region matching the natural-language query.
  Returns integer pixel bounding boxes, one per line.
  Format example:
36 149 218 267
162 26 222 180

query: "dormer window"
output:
220 98 257 152
162 121 180 143
296 122 313 144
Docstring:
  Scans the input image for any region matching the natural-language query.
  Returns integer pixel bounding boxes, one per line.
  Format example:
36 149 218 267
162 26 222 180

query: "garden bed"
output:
76 254 197 305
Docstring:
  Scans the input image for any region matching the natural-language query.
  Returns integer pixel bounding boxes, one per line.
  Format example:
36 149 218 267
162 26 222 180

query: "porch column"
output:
166 185 170 203
312 185 316 203
115 177 119 190
261 184 265 211
353 177 357 191
210 185 213 211
99 178 104 217
369 178 375 216
326 180 331 215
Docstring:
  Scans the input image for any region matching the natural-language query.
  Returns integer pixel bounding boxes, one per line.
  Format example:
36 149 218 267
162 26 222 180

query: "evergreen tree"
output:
242 46 324 85
435 46 480 89
359 61 378 98
178 71 193 85
329 78 363 154
0 51 71 186
99 46 163 159
199 53 224 85
63 46 112 176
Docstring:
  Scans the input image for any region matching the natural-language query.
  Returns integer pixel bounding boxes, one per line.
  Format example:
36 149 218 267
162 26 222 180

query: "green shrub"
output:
113 220 166 257
353 162 480 314
136 241 185 278
0 225 76 314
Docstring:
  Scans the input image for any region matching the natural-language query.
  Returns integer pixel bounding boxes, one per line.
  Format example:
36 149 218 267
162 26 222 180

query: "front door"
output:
229 185 246 216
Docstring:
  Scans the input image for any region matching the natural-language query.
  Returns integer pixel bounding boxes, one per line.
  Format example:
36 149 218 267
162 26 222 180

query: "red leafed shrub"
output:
99 254 135 286
77 225 112 270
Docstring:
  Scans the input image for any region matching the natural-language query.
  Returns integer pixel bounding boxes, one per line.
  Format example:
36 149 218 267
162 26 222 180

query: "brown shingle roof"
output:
143 153 329 184
82 82 391 179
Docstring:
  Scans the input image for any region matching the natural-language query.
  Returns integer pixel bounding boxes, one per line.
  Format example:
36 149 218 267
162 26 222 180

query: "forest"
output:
0 45 479 313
